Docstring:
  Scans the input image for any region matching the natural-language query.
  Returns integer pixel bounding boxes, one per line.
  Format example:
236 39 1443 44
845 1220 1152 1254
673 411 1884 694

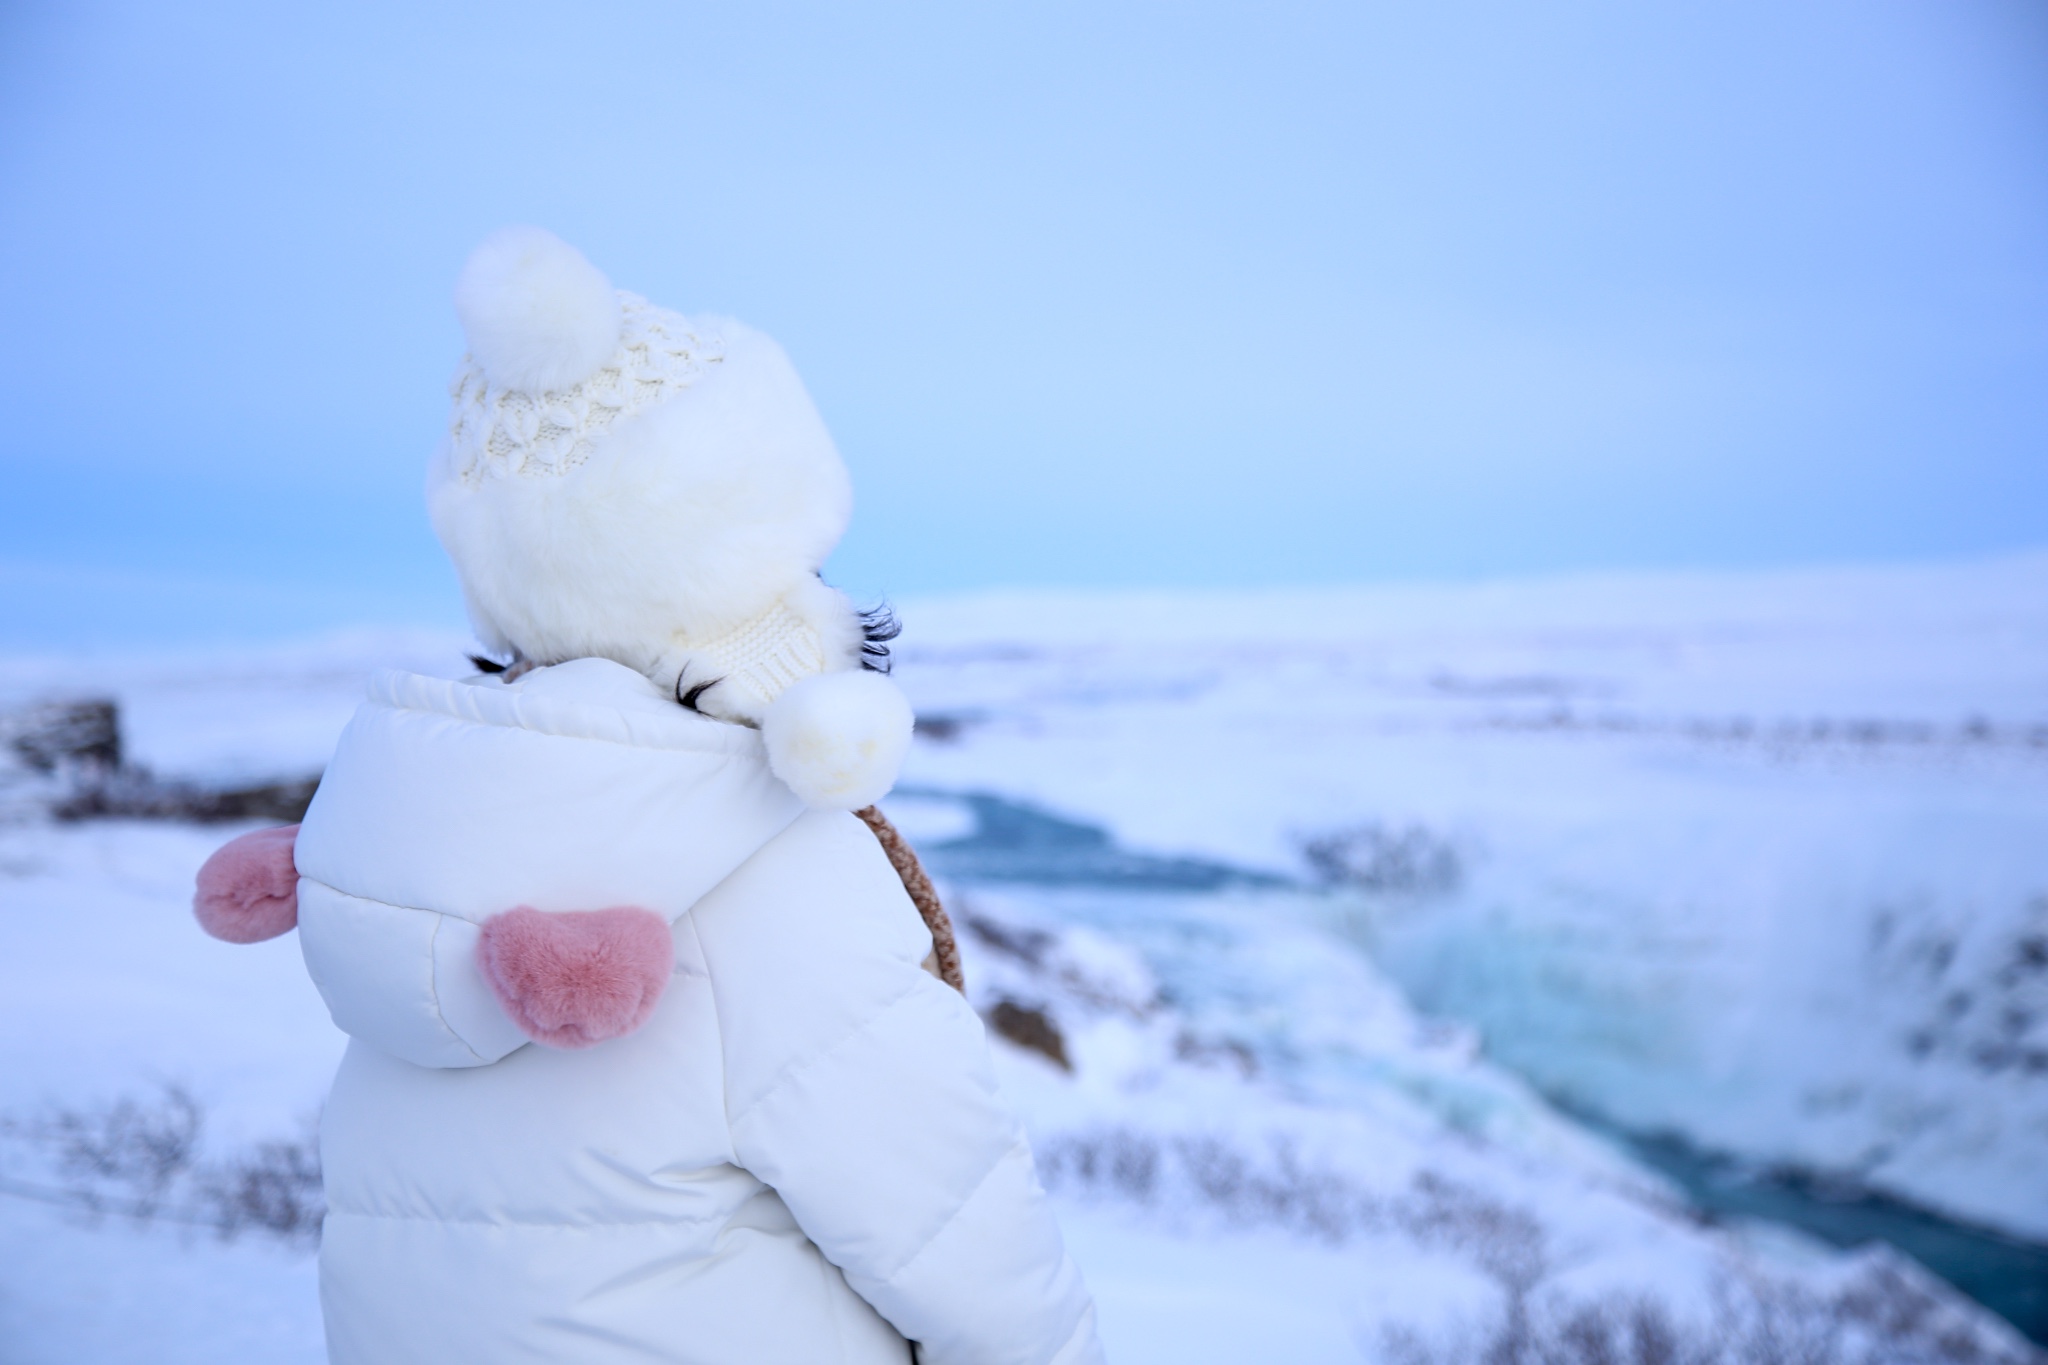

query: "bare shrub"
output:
1035 1126 1382 1242
1038 1127 2039 1365
1530 1299 1702 1365
3 699 121 775
1302 822 1461 896
1400 1169 1548 1289
0 1084 323 1248
7 1083 202 1218
1385 1272 2037 1365
191 1125 325 1243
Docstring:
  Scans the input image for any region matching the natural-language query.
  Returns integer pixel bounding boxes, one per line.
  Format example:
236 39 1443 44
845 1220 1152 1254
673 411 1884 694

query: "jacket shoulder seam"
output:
878 1137 1028 1286
725 974 927 1131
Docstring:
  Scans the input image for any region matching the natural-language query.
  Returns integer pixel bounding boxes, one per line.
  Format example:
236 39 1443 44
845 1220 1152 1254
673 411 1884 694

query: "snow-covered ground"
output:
1 552 2043 1361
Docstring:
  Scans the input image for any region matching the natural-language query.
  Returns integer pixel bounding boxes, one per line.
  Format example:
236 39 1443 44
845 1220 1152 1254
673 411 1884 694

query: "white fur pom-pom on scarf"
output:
761 671 914 811
454 226 621 394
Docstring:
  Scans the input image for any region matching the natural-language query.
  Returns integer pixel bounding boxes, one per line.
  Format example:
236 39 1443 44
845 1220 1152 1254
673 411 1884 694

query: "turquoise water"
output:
1607 1126 2048 1347
910 787 2048 1346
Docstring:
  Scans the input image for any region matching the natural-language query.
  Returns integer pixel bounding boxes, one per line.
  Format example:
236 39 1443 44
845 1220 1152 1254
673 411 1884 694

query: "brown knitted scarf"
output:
854 806 964 993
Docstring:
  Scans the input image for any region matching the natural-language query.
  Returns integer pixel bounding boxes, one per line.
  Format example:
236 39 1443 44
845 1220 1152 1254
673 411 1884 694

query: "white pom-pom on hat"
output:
454 226 621 394
761 671 914 811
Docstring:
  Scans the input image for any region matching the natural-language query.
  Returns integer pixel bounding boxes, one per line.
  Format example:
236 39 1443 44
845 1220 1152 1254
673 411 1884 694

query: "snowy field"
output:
1 553 2044 1362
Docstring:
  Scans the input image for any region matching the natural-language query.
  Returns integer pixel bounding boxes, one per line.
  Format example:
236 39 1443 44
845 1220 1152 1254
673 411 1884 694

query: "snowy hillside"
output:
893 552 2048 1244
0 553 2043 1361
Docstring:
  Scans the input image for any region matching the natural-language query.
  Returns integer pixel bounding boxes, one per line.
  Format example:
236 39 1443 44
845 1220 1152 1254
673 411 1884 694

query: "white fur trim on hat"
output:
454 226 621 394
761 671 914 811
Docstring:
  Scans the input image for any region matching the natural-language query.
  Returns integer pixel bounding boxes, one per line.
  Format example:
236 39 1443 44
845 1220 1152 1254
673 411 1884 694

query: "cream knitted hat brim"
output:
428 227 911 811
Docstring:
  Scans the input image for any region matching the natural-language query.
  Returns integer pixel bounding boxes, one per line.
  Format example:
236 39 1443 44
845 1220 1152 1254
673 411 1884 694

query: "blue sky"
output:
1 1 2044 643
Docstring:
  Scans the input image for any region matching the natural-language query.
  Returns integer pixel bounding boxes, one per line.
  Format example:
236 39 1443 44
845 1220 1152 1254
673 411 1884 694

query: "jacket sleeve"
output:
691 811 1105 1365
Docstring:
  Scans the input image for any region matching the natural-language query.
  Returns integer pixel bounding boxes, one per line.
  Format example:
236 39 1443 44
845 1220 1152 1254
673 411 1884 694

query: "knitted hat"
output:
427 226 912 810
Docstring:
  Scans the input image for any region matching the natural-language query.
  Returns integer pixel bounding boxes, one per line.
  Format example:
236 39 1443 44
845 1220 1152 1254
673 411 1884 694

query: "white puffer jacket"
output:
292 658 1103 1365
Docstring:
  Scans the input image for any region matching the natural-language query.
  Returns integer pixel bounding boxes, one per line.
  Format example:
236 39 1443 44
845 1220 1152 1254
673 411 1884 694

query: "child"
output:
194 227 1104 1364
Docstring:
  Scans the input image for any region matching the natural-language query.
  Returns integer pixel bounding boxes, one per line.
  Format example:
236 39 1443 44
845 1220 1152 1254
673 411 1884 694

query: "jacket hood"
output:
294 658 806 1068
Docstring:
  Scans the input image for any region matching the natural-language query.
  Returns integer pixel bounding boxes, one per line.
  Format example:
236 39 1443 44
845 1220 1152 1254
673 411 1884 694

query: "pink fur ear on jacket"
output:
193 824 302 943
476 907 674 1049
